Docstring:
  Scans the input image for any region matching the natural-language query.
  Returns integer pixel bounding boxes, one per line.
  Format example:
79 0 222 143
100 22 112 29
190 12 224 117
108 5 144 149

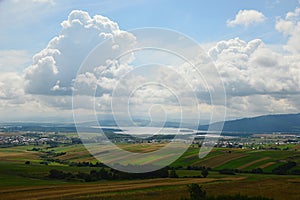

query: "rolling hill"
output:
200 113 300 134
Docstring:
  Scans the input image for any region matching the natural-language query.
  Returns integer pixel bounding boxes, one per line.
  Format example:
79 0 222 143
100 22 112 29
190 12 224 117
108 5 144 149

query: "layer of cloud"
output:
227 10 266 27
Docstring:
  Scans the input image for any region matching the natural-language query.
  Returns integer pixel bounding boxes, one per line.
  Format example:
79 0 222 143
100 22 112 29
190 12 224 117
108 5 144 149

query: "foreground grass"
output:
0 176 299 200
0 159 299 200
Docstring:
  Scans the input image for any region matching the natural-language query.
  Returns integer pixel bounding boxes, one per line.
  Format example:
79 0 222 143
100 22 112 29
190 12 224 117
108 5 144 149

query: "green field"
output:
170 146 300 173
0 143 300 199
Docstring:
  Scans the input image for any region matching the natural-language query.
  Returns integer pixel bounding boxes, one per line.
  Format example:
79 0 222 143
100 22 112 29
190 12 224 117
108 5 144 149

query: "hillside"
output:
199 113 300 133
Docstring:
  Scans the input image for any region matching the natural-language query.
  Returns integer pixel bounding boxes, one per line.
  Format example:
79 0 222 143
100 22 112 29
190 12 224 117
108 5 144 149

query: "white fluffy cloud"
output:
228 95 297 118
0 73 25 104
23 9 215 124
227 10 266 27
276 6 300 53
209 37 300 117
24 10 135 96
0 71 73 118
210 37 300 94
2 6 299 122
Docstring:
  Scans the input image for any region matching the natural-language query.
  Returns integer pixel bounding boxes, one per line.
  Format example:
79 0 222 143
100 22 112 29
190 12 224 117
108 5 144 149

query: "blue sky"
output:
1 0 299 52
1 0 300 122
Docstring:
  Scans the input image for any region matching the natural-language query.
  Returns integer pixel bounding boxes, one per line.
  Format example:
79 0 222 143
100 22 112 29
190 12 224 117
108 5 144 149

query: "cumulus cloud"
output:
24 9 296 121
24 10 215 124
0 71 77 122
227 10 266 27
0 73 25 103
276 5 300 53
24 10 135 96
208 37 300 117
209 37 300 96
228 95 297 118
16 8 300 122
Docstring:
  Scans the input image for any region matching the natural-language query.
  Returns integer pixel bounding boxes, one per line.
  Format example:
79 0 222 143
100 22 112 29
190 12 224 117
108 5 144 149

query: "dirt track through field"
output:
0 177 244 200
238 157 270 170
194 153 246 168
258 162 276 169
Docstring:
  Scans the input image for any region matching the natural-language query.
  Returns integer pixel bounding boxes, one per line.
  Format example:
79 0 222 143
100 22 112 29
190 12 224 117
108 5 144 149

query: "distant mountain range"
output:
199 113 300 134
1 113 300 134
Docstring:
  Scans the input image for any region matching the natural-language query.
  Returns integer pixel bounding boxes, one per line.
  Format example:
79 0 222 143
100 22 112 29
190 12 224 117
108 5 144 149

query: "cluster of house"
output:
0 133 72 146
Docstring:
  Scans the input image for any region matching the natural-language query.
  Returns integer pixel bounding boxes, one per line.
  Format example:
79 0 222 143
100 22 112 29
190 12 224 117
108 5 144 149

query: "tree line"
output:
48 167 171 182
217 161 298 175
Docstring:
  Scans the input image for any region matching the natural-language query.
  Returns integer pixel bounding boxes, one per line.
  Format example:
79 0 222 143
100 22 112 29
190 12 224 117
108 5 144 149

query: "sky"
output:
1 0 300 124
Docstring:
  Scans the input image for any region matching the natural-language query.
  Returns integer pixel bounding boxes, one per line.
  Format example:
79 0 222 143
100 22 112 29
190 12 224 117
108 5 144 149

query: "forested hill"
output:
199 113 300 133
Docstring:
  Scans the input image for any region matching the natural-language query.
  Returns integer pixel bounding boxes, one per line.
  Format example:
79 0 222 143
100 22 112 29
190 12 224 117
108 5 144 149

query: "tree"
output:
187 184 206 200
49 169 65 179
251 168 263 174
169 169 178 178
201 168 209 178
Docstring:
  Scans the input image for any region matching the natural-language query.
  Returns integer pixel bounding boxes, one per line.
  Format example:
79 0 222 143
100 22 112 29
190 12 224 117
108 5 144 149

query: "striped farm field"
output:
0 144 300 200
1 144 300 173
238 157 270 170
242 159 275 171
50 143 300 173
194 152 246 169
117 143 168 153
0 146 42 163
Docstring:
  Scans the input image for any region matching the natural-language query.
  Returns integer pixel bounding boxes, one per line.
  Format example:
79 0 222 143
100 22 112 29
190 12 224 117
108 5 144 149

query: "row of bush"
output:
171 165 212 171
272 161 296 175
218 161 298 175
218 168 264 175
48 167 173 182
69 161 106 167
